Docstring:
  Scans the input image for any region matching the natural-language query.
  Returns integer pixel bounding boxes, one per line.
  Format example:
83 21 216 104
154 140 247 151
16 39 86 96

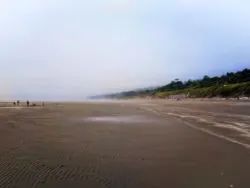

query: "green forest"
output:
106 68 250 99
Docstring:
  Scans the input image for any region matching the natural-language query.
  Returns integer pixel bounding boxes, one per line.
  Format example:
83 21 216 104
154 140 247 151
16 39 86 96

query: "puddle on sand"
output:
77 115 158 123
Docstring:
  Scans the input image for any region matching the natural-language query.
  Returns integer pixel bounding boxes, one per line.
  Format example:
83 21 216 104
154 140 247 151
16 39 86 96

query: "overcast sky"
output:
1 0 250 100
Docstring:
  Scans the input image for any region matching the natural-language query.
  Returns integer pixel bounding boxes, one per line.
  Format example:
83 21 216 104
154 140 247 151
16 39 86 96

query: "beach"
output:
0 100 249 188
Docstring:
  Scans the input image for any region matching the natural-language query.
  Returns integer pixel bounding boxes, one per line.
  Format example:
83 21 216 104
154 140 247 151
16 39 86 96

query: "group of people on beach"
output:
13 100 44 107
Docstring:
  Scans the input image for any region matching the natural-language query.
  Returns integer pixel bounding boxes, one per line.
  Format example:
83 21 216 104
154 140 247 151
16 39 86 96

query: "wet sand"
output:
0 101 250 188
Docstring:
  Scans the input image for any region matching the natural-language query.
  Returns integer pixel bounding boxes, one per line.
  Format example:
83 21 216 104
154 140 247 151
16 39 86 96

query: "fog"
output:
1 0 250 100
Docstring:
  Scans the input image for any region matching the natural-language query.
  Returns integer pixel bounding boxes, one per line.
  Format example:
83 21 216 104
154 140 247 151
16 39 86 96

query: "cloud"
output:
0 0 250 99
101 0 135 13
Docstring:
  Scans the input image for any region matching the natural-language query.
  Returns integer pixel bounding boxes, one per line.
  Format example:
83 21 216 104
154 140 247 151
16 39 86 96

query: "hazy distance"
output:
1 0 250 100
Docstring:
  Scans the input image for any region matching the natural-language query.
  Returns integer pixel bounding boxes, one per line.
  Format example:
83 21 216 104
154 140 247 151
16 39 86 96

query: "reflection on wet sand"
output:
77 115 159 123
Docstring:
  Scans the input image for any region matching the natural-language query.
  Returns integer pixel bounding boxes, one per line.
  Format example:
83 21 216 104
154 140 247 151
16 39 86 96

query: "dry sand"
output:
0 100 249 188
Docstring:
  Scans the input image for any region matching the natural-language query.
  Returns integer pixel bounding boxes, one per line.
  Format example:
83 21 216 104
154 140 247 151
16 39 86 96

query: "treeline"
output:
156 68 250 92
105 68 250 99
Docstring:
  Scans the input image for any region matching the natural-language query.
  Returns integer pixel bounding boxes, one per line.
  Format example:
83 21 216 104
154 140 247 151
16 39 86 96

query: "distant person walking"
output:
26 100 30 107
17 100 20 106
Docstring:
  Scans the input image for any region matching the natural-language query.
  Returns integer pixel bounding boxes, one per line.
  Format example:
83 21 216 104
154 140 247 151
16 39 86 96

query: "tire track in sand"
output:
140 106 250 150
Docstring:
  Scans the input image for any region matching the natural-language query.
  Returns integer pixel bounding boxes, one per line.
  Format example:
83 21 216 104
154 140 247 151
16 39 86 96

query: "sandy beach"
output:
0 100 249 188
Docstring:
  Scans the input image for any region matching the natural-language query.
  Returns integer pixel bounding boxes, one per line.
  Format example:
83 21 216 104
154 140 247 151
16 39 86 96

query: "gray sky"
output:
1 0 250 100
